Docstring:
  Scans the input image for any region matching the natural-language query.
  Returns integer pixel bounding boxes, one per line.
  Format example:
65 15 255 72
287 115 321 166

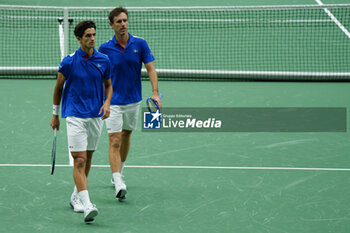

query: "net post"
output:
58 18 64 61
63 7 69 58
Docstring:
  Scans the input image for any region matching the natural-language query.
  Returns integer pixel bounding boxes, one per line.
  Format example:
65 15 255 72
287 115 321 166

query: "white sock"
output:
73 186 78 195
121 162 125 174
112 172 122 182
78 190 92 209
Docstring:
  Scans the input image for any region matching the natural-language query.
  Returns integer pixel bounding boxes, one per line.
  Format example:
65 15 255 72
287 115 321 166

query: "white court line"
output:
315 0 350 38
0 164 350 171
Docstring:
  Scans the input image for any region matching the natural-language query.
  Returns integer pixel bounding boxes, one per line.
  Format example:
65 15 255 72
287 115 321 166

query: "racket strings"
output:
149 101 158 112
147 98 160 112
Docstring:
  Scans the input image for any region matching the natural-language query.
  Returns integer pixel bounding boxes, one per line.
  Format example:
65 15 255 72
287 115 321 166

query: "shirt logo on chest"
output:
133 50 138 53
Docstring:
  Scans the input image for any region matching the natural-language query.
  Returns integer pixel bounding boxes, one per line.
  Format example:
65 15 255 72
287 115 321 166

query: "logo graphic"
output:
133 49 139 53
143 110 161 129
97 64 102 67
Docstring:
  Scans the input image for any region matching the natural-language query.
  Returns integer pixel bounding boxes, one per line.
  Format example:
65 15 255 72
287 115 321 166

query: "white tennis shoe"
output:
111 177 115 185
84 204 98 223
112 175 127 201
70 193 84 213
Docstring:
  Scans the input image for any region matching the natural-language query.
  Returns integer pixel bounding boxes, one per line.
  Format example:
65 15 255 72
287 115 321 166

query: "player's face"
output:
78 28 96 49
110 13 128 37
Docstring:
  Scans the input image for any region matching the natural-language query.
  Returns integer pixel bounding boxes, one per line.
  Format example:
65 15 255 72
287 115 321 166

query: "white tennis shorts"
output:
66 117 103 152
106 101 141 133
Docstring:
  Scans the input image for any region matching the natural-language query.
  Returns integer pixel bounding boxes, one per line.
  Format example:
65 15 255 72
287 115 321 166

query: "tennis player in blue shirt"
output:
99 7 161 201
50 21 113 223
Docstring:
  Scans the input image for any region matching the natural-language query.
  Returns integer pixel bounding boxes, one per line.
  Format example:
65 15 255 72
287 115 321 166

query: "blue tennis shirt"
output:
58 48 111 118
99 34 155 105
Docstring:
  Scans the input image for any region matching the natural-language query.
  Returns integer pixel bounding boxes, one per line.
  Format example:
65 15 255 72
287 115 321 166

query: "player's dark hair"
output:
109 7 128 23
74 20 96 38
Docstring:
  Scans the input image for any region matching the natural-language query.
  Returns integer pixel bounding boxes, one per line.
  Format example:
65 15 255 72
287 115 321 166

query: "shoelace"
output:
86 204 97 210
112 175 125 183
72 194 83 205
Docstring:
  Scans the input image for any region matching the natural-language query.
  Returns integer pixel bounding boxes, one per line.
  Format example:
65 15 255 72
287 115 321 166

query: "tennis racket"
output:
50 128 57 175
146 93 163 112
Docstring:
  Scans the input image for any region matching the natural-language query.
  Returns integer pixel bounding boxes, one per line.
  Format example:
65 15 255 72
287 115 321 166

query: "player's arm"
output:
99 78 113 120
50 72 66 130
145 61 162 109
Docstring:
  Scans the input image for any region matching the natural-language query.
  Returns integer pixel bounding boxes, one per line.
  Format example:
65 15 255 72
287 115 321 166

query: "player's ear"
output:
76 36 82 42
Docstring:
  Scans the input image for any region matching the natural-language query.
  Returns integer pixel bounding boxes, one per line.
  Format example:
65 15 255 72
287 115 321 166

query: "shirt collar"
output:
77 47 97 58
112 33 134 46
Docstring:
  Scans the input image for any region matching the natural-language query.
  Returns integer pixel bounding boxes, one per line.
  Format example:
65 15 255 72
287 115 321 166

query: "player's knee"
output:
110 139 121 149
109 133 121 148
74 156 86 168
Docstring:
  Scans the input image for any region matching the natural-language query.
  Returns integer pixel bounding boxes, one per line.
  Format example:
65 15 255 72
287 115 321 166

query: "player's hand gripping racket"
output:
50 128 57 175
146 93 162 112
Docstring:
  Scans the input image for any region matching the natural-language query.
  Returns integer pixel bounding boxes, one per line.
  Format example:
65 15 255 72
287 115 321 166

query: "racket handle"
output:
54 128 57 136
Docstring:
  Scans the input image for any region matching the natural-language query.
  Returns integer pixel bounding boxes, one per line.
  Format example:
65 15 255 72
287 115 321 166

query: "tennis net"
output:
1 4 350 80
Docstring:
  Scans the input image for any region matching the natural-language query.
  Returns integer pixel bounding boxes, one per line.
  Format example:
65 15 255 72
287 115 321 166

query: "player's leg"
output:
111 102 140 201
119 101 141 173
106 106 127 200
108 132 122 173
120 129 132 164
71 151 88 192
71 150 97 223
85 150 94 177
72 150 94 212
78 118 103 223
109 132 127 200
106 105 123 174
66 117 87 213
111 102 140 200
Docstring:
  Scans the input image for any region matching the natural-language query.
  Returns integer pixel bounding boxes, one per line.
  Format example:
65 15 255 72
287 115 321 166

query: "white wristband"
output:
53 105 60 115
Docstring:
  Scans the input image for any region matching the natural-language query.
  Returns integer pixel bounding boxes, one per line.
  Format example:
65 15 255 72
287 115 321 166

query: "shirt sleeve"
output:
104 58 111 80
98 43 105 54
141 40 155 64
57 56 71 79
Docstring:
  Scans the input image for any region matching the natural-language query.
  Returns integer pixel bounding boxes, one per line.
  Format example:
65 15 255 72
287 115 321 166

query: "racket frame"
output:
146 93 162 112
147 98 160 112
50 128 57 175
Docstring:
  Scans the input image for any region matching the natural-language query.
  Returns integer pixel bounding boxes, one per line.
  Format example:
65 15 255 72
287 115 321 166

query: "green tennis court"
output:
1 0 350 232
2 80 350 232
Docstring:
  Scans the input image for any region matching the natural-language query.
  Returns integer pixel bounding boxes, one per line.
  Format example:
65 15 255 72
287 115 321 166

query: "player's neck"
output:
81 46 94 57
115 33 129 47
